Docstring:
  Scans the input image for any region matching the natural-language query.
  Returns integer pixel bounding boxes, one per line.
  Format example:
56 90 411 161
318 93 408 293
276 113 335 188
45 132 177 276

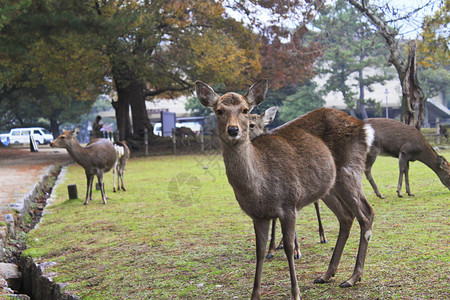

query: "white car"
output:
8 127 54 145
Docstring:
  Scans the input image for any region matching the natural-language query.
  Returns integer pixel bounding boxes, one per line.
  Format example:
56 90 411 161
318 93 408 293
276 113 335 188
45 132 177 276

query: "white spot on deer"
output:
365 230 372 242
363 124 375 152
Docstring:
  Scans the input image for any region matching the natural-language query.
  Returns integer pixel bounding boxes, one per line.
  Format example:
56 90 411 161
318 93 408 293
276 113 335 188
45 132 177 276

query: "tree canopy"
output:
1 0 325 142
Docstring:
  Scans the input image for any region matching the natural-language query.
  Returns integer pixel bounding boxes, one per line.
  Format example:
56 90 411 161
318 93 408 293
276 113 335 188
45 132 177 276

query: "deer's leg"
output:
314 201 327 243
316 192 354 284
326 166 375 288
119 165 126 191
85 174 93 205
397 152 411 197
113 162 118 192
293 232 301 259
364 153 384 199
404 161 414 196
97 171 107 204
279 215 301 300
251 218 271 300
266 218 277 259
341 194 374 287
273 237 282 250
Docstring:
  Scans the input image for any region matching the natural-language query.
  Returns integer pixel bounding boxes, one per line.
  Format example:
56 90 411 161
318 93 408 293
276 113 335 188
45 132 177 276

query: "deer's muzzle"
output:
227 126 239 137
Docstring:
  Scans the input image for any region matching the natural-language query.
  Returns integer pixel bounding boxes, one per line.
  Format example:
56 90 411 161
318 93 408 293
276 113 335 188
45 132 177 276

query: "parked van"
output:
8 127 54 145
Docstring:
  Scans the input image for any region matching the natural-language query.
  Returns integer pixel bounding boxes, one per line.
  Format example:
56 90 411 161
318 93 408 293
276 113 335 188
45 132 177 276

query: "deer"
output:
248 106 278 139
50 128 116 205
248 107 327 260
113 141 130 192
196 80 375 300
363 118 450 198
175 126 196 147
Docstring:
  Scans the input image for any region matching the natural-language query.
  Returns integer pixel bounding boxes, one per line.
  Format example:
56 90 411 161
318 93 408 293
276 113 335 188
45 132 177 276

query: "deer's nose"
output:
227 126 239 137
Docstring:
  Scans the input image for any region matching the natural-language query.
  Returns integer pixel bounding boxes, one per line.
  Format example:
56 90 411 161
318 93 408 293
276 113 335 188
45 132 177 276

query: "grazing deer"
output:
248 107 326 260
113 141 130 192
50 128 116 205
364 118 450 198
196 80 374 299
176 126 196 147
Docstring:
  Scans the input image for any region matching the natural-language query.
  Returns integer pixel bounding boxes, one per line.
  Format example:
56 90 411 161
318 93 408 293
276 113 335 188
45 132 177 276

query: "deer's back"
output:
271 108 370 169
84 139 116 172
365 118 426 158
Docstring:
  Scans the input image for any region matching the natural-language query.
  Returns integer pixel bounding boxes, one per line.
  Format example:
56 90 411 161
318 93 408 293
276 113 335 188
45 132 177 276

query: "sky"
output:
225 0 445 39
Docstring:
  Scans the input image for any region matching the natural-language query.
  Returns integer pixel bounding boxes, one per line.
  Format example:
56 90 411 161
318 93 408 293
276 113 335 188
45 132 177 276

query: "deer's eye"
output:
216 109 223 115
249 124 255 129
243 108 249 114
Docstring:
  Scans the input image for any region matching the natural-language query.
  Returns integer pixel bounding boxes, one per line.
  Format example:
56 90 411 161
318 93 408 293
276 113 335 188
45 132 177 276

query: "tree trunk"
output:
128 80 152 140
49 116 60 139
358 69 368 119
401 40 424 129
111 51 153 142
347 0 425 129
112 96 131 141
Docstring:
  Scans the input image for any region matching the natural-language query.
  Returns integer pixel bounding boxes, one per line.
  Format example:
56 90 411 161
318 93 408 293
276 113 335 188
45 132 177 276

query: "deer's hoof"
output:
294 253 301 259
339 281 353 288
313 277 327 284
113 189 116 193
275 245 284 250
320 239 327 244
122 188 126 191
83 202 89 205
265 253 274 259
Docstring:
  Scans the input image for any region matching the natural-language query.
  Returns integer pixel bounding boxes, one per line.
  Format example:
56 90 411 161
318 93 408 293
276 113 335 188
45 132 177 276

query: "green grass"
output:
24 149 450 299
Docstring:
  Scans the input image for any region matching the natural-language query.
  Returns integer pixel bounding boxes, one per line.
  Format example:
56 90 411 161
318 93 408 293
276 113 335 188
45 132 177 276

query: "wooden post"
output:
144 128 149 156
200 126 204 152
172 128 177 154
68 184 78 199
436 118 440 145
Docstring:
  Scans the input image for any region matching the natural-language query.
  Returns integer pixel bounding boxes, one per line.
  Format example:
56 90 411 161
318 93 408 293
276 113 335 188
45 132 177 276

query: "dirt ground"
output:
0 144 71 218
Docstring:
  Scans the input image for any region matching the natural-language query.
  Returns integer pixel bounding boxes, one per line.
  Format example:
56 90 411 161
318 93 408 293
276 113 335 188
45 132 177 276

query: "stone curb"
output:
1 164 80 299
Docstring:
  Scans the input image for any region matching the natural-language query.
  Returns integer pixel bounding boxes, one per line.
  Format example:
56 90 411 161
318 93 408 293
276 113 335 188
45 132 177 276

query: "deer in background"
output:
248 106 278 139
364 118 450 198
113 141 130 192
249 107 327 260
50 128 116 205
175 126 196 147
196 80 374 299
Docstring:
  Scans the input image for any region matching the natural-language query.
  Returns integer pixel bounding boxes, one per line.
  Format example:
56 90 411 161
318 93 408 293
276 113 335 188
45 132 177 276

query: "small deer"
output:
364 118 450 198
113 141 130 192
175 126 196 147
248 107 326 260
248 106 278 139
196 80 374 299
50 128 116 205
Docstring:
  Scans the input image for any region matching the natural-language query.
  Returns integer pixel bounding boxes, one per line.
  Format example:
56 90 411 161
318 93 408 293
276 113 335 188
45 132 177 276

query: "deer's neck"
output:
65 140 89 167
417 145 440 171
221 139 263 194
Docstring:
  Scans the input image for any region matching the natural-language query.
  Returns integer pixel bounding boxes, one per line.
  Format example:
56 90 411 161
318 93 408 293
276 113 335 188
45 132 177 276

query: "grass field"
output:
24 149 449 299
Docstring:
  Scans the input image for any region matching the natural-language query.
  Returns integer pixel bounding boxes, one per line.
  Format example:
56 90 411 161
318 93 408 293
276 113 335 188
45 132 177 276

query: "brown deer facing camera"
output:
50 128 116 205
196 80 375 299
249 107 327 260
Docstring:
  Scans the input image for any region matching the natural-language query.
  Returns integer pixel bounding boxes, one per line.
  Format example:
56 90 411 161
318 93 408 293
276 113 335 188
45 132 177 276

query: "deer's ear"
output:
245 79 268 108
196 81 219 108
262 106 278 126
73 127 81 136
438 156 448 169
